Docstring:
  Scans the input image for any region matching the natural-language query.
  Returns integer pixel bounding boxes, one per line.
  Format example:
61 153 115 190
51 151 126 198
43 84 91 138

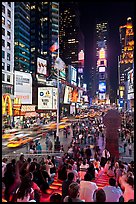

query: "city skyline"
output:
79 1 134 93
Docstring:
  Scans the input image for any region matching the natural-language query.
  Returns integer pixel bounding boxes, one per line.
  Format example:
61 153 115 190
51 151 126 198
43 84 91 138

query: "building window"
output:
2 73 5 81
2 16 5 24
7 9 11 18
7 42 11 50
2 28 5 36
2 39 5 47
2 5 5 13
7 64 10 71
8 2 11 7
7 31 11 39
2 62 5 70
7 20 11 29
7 53 10 61
2 50 5 59
7 75 11 82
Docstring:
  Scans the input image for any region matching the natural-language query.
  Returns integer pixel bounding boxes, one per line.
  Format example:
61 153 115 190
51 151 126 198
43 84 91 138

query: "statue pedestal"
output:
103 109 121 160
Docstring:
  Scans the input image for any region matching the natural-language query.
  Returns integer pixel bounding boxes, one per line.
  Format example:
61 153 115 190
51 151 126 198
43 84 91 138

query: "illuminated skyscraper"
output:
14 2 30 72
59 2 83 69
119 17 134 84
30 2 59 75
93 21 109 103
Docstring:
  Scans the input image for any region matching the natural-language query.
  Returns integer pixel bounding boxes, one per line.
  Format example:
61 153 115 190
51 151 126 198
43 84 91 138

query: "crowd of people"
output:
2 111 134 202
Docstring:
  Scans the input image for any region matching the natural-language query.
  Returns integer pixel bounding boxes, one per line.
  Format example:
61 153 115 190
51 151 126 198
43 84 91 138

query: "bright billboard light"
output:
99 81 106 93
99 66 105 72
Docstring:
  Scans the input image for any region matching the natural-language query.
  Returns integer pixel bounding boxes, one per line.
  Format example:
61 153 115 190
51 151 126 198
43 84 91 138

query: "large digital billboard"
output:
128 69 134 99
71 66 77 85
38 87 57 109
71 89 78 103
99 66 105 72
64 86 73 104
14 71 32 104
37 57 47 75
99 81 106 93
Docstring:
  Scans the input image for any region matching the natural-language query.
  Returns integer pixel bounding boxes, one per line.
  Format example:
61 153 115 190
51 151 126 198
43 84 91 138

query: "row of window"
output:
2 16 11 28
2 73 11 83
2 62 11 71
2 28 11 39
2 39 11 50
2 51 11 61
2 5 11 17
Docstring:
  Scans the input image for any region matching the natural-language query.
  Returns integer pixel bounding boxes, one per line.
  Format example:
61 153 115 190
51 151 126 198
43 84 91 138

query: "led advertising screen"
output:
14 71 32 104
64 86 73 104
99 81 106 93
71 66 77 85
71 89 78 103
37 57 47 75
99 66 105 72
38 87 57 110
127 69 134 100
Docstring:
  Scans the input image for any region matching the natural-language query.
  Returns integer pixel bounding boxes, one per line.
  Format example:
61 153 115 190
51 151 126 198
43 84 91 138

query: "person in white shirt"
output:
79 173 98 202
79 160 89 180
2 158 7 178
103 177 123 202
45 159 55 178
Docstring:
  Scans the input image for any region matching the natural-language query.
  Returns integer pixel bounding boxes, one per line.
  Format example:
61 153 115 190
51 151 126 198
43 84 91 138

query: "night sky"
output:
78 1 134 93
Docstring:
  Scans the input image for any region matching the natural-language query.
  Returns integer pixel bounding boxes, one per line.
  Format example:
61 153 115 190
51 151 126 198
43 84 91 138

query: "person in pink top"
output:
121 176 134 202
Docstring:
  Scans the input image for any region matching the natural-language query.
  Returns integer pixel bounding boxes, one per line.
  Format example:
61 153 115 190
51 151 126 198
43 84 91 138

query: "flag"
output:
54 57 66 71
49 41 59 52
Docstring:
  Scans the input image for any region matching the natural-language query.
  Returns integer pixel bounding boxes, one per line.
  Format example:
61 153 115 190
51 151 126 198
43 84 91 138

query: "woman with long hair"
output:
16 173 34 202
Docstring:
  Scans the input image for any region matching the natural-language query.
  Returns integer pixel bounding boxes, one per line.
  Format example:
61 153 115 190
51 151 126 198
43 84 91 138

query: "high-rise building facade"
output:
30 2 59 75
94 21 110 103
30 2 59 105
2 2 14 97
119 17 134 84
118 17 134 110
14 2 30 72
59 2 81 69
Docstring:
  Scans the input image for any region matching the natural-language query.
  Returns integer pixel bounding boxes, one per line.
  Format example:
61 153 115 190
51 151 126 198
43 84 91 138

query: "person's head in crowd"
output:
68 164 73 170
25 172 33 181
128 199 134 202
93 189 106 202
67 172 74 181
5 162 14 173
27 157 32 163
33 158 37 163
2 158 8 163
11 158 16 166
17 173 33 200
29 162 37 173
127 176 134 187
50 193 62 202
84 173 93 182
20 154 25 162
109 178 116 186
83 160 86 165
68 182 80 199
119 195 124 202
47 155 51 160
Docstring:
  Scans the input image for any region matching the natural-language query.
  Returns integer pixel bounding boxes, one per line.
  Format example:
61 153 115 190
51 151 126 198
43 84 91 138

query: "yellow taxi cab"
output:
7 135 33 148
59 122 71 129
2 133 14 140
60 117 69 122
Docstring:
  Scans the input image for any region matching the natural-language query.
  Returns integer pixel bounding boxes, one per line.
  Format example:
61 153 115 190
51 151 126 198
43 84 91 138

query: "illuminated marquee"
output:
2 94 13 116
99 48 105 59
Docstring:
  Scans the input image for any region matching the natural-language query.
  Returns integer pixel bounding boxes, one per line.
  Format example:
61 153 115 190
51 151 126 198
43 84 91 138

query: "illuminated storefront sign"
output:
128 69 134 99
99 66 105 72
21 105 36 112
2 94 12 116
